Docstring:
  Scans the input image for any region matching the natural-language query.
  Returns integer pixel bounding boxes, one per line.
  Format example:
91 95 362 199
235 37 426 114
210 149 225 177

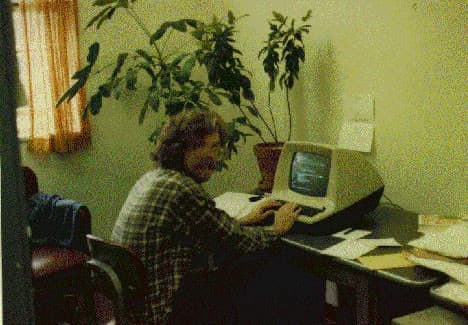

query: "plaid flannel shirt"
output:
111 168 278 324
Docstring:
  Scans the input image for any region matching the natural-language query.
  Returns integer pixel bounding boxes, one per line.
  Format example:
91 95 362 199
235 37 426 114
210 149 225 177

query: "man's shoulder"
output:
142 168 204 194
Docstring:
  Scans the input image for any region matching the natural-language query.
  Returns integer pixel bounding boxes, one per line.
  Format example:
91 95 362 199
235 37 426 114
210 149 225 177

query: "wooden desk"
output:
280 205 447 325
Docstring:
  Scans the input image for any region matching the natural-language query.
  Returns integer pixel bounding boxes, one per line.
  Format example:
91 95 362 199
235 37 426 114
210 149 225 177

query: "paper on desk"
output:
322 239 376 260
417 214 464 234
408 223 468 258
358 238 401 247
432 281 468 306
333 228 372 240
214 192 267 219
357 253 416 270
408 255 468 285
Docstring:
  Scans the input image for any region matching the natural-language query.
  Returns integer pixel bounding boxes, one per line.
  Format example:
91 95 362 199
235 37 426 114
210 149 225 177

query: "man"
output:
111 110 302 324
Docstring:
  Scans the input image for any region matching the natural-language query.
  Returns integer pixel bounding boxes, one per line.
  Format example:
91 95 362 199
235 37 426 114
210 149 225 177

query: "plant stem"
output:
92 61 117 76
267 91 278 140
286 87 292 141
248 102 278 143
126 7 164 62
237 105 268 143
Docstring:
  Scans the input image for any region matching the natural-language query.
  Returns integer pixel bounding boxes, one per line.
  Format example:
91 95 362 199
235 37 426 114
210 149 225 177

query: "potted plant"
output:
58 1 311 190
252 10 312 191
58 0 259 165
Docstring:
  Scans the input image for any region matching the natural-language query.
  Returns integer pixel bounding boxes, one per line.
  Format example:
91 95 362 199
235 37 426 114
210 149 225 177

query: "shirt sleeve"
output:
172 181 279 255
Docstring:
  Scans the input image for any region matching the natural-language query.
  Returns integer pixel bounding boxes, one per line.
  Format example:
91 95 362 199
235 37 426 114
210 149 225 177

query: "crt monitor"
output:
272 141 384 226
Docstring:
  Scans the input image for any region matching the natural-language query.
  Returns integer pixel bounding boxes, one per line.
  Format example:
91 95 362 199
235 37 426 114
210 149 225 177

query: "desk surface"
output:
282 204 446 287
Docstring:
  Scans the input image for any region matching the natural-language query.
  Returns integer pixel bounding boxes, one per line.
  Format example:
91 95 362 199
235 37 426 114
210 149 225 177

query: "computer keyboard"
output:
277 200 326 217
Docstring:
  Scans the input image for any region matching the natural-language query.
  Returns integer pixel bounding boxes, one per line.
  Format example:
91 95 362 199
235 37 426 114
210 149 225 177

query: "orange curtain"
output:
19 0 91 153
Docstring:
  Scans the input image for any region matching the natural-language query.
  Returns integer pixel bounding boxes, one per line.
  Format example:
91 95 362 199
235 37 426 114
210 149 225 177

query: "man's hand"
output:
272 202 301 235
238 199 282 225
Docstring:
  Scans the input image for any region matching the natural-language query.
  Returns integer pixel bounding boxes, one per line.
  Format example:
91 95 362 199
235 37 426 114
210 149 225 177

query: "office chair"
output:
23 166 93 324
86 234 148 324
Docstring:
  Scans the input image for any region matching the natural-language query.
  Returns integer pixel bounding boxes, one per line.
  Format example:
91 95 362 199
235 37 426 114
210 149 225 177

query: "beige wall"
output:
21 0 467 238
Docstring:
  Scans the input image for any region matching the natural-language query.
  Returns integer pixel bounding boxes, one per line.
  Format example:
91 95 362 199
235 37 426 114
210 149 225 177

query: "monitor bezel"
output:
272 142 336 209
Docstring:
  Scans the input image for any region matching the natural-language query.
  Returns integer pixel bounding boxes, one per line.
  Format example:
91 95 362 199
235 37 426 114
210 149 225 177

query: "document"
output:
214 192 267 219
338 94 375 152
358 238 401 247
417 214 464 234
408 223 468 258
338 121 374 152
332 228 372 240
432 281 468 306
357 253 416 270
321 239 376 260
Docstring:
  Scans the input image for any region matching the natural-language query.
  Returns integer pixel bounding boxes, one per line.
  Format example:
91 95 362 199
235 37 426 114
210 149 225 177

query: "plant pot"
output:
253 142 284 192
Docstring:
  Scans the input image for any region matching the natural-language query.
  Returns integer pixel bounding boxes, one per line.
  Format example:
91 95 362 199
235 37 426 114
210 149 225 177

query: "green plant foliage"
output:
258 10 312 141
58 1 312 166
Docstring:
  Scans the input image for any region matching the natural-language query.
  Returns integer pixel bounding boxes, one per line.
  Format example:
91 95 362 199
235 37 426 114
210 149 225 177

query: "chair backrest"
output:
22 166 39 200
86 234 148 324
22 166 92 253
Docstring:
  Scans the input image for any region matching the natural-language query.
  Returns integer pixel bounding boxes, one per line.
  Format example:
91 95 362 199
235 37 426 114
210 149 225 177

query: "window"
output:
11 0 91 153
11 4 31 139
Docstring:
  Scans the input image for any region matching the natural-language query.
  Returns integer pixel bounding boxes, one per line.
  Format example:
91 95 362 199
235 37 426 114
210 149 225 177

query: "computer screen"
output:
289 152 330 197
272 141 384 226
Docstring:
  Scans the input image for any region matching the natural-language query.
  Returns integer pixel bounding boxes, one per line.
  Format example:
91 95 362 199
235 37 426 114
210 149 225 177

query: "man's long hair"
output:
150 109 228 172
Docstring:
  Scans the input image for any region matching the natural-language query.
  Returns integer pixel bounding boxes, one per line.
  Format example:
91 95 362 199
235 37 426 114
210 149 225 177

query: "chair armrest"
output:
70 207 92 254
87 259 126 323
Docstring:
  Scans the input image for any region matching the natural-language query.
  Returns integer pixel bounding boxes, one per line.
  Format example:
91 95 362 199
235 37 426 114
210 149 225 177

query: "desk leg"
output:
355 279 379 325
337 279 380 325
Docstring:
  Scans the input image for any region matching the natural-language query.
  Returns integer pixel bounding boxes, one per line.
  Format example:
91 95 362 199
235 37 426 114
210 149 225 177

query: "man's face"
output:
184 132 221 183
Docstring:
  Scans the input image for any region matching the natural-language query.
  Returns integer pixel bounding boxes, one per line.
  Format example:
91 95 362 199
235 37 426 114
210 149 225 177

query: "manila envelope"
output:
358 253 416 270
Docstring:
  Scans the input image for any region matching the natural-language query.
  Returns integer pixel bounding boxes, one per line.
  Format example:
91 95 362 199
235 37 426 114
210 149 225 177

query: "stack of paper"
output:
409 223 468 259
407 222 468 306
417 214 464 234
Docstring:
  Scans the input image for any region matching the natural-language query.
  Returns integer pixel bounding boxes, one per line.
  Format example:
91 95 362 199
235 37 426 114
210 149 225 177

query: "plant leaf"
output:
171 20 187 32
230 91 240 106
148 88 160 112
148 126 163 143
106 7 116 20
99 83 112 98
56 81 82 107
139 99 149 124
137 62 156 79
272 11 285 22
88 92 103 115
242 88 255 101
87 42 100 64
136 49 155 65
113 83 122 99
111 53 128 79
117 0 128 8
206 88 222 106
227 10 235 25
86 7 110 29
93 0 117 6
246 105 259 117
150 23 169 43
125 69 137 90
180 55 196 82
71 65 91 80
302 9 312 22
170 52 190 67
184 19 198 28
234 116 247 125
